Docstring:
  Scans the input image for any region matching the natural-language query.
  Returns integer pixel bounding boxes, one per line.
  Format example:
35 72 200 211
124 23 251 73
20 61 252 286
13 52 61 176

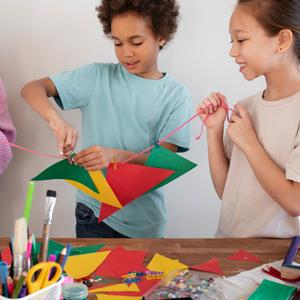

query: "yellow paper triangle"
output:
65 170 122 208
64 250 111 279
96 295 141 300
90 283 139 293
65 179 102 201
90 170 122 208
147 253 188 275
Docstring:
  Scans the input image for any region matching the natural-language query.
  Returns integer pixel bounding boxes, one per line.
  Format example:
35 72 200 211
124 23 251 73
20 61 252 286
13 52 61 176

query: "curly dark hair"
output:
96 0 179 49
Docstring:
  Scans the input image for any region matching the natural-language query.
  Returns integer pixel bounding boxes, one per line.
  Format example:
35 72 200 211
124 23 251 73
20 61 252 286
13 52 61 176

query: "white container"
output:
0 276 64 300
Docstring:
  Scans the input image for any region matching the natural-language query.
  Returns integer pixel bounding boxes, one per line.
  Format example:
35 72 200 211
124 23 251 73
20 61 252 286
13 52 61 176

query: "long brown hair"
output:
238 0 300 61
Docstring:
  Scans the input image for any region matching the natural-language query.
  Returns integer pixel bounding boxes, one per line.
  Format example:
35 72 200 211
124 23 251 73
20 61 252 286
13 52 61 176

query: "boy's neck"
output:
137 69 164 80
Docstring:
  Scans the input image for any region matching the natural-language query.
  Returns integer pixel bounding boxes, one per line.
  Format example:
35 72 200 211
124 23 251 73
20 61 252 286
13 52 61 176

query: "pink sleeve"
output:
0 78 16 174
0 131 13 174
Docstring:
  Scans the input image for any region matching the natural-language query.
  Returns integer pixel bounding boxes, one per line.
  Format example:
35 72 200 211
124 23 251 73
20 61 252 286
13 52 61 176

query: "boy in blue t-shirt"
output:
21 0 191 238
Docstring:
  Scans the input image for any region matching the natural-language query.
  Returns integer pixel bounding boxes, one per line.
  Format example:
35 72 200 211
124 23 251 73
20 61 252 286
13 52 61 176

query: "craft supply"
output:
11 271 26 298
0 262 9 297
281 236 300 280
144 269 226 300
18 285 27 297
8 238 14 279
248 279 297 300
26 235 32 271
60 243 72 270
31 234 38 266
26 261 62 294
123 271 164 283
3 103 234 163
62 282 88 300
7 276 13 296
4 141 61 159
40 190 56 262
13 218 28 282
23 181 36 224
48 254 57 262
57 248 67 268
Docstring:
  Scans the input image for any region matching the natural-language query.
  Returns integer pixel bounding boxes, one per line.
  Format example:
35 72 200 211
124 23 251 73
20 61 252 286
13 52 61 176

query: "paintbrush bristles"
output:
45 196 56 225
13 218 28 254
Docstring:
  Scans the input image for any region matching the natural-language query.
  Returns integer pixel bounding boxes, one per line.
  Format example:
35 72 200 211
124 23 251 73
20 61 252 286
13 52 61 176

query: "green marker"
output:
23 181 36 224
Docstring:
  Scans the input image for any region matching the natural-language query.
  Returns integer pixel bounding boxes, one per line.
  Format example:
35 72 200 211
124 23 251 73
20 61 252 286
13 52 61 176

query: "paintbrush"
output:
13 218 28 282
40 190 57 262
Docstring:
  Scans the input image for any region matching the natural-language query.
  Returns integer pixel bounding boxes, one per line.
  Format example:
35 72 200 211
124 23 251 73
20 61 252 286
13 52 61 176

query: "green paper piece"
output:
69 243 105 256
145 145 197 192
36 239 65 257
37 240 105 258
248 279 296 300
32 159 98 193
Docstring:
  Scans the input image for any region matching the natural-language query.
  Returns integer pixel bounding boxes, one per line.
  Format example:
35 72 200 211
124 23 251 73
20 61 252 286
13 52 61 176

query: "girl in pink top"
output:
0 77 16 174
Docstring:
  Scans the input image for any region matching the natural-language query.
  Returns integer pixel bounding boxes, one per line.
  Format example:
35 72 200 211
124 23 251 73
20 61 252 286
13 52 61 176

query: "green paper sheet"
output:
145 145 197 191
248 279 296 300
69 243 105 256
37 240 105 257
32 159 98 193
36 239 64 257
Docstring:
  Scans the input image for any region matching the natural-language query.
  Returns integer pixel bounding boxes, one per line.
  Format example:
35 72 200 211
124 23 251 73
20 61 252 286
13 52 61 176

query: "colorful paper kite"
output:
32 145 197 221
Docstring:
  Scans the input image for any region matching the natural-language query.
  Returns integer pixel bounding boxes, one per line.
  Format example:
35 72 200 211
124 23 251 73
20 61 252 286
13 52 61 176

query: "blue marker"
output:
60 243 72 270
0 262 9 297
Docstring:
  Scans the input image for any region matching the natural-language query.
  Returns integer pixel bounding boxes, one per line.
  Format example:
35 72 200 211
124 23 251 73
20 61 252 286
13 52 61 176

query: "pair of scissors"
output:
26 262 62 294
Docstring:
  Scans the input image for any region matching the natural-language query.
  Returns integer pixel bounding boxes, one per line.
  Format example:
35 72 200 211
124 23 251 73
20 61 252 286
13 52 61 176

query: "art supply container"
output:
0 276 64 300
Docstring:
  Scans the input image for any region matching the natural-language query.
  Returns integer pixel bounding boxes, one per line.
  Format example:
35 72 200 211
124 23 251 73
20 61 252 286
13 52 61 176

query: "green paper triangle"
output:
145 145 197 192
69 243 105 256
32 159 98 193
36 240 105 258
36 239 64 257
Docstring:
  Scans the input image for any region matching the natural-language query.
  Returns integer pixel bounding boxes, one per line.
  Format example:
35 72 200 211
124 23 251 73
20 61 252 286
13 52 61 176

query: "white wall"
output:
0 0 265 237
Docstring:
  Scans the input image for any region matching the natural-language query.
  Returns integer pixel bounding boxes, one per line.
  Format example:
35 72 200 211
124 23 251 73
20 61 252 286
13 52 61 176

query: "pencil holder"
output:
0 276 64 300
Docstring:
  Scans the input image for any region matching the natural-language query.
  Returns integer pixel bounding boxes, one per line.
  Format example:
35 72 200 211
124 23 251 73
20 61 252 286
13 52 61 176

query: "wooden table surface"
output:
0 238 291 276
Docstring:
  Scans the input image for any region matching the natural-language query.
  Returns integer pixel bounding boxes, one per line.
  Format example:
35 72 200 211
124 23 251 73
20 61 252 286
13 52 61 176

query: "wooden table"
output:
0 238 291 276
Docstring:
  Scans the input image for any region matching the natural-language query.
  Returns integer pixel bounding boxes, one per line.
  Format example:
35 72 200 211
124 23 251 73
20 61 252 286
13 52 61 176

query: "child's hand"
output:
73 146 113 171
197 92 227 130
227 104 259 152
48 112 78 156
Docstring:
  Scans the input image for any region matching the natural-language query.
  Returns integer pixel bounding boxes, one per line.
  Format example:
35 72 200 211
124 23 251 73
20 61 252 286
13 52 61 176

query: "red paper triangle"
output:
1 247 12 265
98 162 174 222
227 249 261 262
262 266 300 283
95 247 148 278
190 257 223 275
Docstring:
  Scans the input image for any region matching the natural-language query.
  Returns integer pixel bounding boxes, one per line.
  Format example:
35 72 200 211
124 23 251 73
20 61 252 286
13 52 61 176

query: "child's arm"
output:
73 142 177 170
198 93 229 199
21 78 78 156
229 105 300 217
0 77 16 174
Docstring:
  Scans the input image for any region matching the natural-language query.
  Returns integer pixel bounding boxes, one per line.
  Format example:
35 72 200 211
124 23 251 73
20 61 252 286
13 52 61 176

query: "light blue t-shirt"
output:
50 63 191 238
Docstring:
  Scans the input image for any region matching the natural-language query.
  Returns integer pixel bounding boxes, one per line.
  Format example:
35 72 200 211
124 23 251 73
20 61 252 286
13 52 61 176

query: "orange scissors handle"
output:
26 262 62 294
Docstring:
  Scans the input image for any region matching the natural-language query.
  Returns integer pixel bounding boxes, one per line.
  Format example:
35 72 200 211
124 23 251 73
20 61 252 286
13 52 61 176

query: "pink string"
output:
123 102 235 164
122 113 201 164
1 102 236 163
4 141 62 159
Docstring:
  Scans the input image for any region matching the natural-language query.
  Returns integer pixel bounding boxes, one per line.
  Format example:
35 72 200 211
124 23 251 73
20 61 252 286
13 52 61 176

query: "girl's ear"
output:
277 29 293 53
